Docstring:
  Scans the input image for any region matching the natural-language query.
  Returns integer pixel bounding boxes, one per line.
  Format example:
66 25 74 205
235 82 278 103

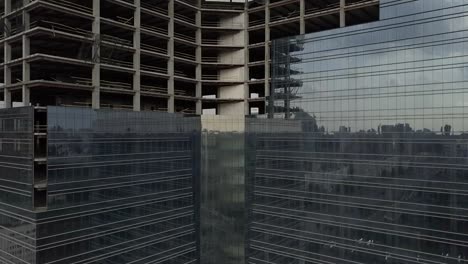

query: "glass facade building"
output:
2 1 468 263
0 106 200 264
0 107 36 263
252 0 468 263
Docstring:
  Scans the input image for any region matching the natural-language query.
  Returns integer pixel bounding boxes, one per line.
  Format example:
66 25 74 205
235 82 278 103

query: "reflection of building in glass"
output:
253 0 468 263
200 116 247 264
270 37 305 118
2 1 468 264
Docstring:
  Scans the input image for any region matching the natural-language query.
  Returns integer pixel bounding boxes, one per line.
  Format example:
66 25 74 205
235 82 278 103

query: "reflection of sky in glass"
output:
274 0 468 134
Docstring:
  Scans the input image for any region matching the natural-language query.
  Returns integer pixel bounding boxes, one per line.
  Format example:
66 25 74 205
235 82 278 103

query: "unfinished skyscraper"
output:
0 0 379 115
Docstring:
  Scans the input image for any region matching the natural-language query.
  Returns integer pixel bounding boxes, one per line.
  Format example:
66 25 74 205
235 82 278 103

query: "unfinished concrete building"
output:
3 1 468 264
0 0 379 116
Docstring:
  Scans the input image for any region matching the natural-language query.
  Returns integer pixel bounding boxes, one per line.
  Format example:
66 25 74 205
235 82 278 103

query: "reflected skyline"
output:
258 0 468 263
271 0 468 134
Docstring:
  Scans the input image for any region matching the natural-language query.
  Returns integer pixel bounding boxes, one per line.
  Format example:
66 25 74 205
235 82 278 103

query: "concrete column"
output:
195 1 202 115
243 2 250 115
5 0 10 10
21 0 30 106
22 0 30 27
133 0 141 111
340 0 345 28
4 0 10 16
167 0 175 113
22 35 30 106
92 0 100 109
3 0 12 108
264 0 270 98
300 0 305 34
3 43 11 108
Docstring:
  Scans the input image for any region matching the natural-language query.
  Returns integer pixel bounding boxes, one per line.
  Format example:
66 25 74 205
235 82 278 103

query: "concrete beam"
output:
133 0 141 111
92 0 100 109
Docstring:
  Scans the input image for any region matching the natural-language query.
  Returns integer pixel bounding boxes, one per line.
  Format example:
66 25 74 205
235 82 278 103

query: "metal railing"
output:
71 76 92 86
173 13 195 24
174 89 189 96
202 21 243 28
30 20 93 38
100 57 133 68
202 75 240 81
174 51 195 61
140 2 168 15
174 32 196 43
177 0 198 7
140 24 168 35
41 0 92 14
113 16 134 25
100 103 133 110
140 64 167 74
202 57 243 64
100 79 132 90
140 84 167 94
202 39 223 45
270 11 300 23
305 2 340 16
174 70 193 79
202 57 218 63
346 0 379 9
249 20 265 27
201 39 241 46
140 43 167 54
101 34 133 47
141 84 188 96
201 2 244 10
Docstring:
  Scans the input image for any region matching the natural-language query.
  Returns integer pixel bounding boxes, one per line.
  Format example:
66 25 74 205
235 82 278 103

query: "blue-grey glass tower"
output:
249 0 468 263
0 107 36 263
0 106 200 264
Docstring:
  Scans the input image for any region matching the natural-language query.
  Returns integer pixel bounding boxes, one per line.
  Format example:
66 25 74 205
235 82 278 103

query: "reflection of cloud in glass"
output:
279 0 468 134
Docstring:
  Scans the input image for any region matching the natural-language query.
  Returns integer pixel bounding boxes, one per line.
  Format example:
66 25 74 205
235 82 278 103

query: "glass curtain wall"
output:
200 116 247 264
0 107 36 264
36 107 201 264
250 0 468 263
